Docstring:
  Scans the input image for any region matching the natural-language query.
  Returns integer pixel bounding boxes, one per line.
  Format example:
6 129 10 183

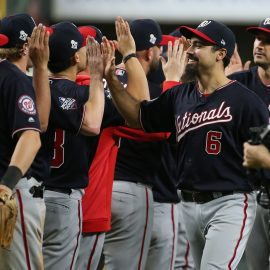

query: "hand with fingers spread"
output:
87 36 104 80
28 24 50 69
102 37 116 80
161 39 188 82
115 16 136 57
225 46 251 76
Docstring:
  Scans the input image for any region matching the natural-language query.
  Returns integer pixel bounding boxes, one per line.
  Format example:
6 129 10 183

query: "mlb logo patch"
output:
59 97 77 110
115 69 125 76
18 95 36 115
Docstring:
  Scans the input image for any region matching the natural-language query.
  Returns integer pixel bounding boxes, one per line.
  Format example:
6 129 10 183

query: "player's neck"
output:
11 58 27 74
50 70 76 82
257 66 270 86
197 73 230 95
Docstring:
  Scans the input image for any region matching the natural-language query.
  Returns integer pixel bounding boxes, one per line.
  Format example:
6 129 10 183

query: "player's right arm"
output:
0 74 41 192
0 130 41 194
80 37 105 135
29 24 51 132
104 17 149 128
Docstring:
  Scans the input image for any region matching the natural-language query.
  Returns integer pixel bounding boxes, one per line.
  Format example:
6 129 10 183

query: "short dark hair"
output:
48 55 76 73
211 45 230 68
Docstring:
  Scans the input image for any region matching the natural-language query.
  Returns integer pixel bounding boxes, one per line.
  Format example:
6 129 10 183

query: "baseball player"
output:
228 17 270 270
76 18 161 270
102 18 180 270
0 14 50 269
158 28 196 269
106 19 269 270
29 22 105 270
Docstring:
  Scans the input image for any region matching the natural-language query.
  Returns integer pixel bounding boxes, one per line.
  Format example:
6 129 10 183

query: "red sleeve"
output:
82 127 118 233
114 126 170 141
76 74 90 86
162 81 182 92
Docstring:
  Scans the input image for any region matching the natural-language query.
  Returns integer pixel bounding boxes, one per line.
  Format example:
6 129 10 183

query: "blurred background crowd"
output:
2 0 270 64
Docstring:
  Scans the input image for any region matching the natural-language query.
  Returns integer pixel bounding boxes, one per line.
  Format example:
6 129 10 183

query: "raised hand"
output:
225 45 251 76
115 16 135 57
161 39 188 82
101 37 116 80
87 36 103 80
28 24 49 68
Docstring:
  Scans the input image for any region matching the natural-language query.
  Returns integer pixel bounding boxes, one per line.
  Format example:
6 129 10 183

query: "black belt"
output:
181 190 235 204
45 187 72 195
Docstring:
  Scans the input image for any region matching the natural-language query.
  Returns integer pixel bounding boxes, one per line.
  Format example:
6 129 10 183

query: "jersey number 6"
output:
205 131 222 155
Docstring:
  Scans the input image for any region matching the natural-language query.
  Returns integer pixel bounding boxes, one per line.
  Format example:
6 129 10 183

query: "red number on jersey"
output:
205 131 222 155
51 129 65 168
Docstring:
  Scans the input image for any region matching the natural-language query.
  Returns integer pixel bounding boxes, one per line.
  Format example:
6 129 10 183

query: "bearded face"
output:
181 61 199 83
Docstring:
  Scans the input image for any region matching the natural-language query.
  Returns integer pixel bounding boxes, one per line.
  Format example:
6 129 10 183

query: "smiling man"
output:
105 19 269 270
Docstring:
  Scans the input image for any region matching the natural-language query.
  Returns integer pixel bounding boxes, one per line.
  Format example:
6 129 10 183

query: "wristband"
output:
1 166 23 190
123 53 136 64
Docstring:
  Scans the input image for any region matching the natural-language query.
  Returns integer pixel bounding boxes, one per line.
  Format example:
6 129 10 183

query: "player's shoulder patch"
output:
18 95 37 115
58 97 78 110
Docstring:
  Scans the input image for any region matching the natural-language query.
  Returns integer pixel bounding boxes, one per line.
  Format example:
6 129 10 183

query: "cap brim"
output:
179 26 217 45
159 35 178 46
0 34 9 47
79 26 101 46
45 27 54 36
246 26 270 35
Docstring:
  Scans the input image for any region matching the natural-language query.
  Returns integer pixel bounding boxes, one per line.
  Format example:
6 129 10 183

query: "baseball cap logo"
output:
220 39 226 45
263 18 270 25
19 30 28 41
198 20 211 28
71 40 78 49
149 34 157 45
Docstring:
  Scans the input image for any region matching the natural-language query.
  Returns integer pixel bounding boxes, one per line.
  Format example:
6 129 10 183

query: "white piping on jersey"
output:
197 80 235 95
175 101 232 142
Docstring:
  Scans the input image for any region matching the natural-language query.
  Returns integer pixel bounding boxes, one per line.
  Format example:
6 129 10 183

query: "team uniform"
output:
103 68 179 270
143 69 181 270
229 67 270 270
139 80 269 270
0 59 44 270
74 75 125 270
31 78 91 270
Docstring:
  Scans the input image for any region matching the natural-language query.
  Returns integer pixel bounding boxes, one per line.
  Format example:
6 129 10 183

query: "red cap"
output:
159 35 178 46
78 26 103 46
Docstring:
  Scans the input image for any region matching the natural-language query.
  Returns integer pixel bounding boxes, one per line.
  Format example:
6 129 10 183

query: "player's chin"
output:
254 55 265 63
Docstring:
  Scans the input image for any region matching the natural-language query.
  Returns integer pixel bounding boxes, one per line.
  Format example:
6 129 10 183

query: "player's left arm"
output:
29 24 51 132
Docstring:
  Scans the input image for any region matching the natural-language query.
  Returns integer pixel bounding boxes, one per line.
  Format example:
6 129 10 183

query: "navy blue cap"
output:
180 20 236 58
247 18 270 36
78 25 103 45
130 19 163 51
169 28 182 38
0 13 36 48
48 22 84 63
